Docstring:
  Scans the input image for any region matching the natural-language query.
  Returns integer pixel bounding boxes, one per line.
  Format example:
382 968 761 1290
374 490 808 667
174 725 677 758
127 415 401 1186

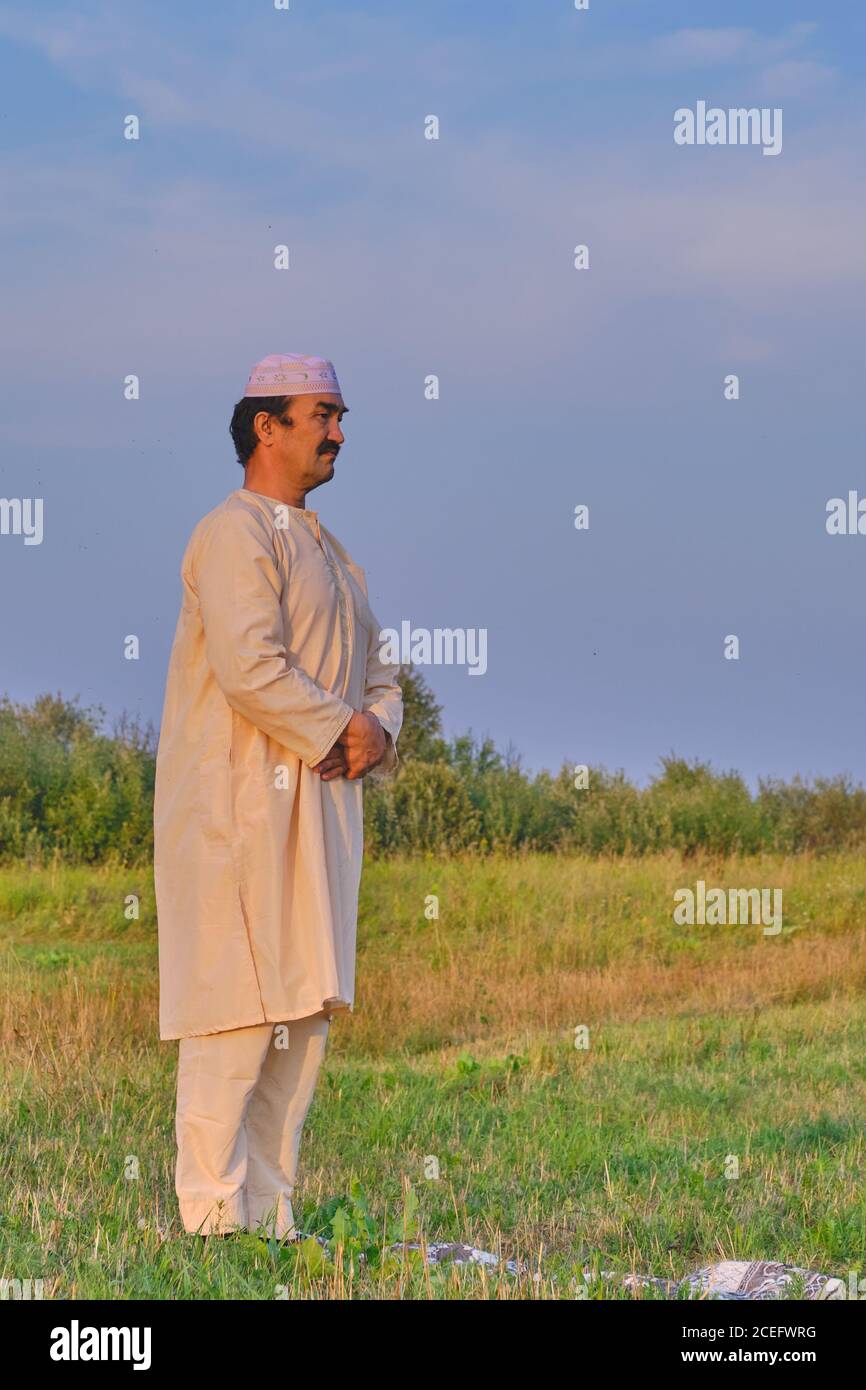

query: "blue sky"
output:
1 0 865 785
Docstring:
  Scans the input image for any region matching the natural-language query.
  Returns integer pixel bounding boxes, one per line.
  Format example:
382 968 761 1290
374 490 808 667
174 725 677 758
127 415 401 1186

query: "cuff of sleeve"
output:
368 726 399 779
305 703 355 769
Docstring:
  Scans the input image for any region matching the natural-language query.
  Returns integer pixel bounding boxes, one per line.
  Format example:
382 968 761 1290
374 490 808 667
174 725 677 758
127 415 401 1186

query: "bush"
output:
365 759 481 855
6 685 866 863
0 694 155 866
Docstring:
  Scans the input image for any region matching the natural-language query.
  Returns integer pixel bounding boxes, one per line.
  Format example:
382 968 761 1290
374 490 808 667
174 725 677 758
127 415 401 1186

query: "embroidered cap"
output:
243 353 342 398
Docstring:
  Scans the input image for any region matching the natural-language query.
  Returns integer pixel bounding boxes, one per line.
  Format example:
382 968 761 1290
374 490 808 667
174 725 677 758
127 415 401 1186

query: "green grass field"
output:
2 852 866 1299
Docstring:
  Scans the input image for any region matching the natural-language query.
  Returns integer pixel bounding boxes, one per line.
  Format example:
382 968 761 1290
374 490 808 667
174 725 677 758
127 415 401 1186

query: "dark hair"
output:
229 395 296 467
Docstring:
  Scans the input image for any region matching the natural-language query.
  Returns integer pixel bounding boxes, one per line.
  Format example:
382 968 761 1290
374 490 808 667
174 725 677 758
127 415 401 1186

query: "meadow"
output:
2 850 865 1299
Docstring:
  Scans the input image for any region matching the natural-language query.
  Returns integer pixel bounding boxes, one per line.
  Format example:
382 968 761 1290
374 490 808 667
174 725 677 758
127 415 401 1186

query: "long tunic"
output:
153 486 403 1040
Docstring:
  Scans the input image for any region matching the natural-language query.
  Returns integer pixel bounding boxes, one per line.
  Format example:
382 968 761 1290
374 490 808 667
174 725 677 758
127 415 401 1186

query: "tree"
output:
393 664 448 763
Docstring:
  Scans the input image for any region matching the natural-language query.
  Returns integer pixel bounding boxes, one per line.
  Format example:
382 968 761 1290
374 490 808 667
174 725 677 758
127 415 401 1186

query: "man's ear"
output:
254 411 277 447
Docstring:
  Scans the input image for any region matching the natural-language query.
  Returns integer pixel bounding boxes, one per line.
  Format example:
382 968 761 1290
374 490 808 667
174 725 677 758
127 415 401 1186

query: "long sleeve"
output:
362 606 403 779
193 506 355 767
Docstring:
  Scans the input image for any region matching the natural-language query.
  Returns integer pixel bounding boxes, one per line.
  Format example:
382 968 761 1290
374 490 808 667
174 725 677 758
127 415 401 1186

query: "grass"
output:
1 851 866 1298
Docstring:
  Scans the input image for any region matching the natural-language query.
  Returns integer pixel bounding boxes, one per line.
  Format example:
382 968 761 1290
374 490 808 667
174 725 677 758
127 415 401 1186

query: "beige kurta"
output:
154 486 403 1040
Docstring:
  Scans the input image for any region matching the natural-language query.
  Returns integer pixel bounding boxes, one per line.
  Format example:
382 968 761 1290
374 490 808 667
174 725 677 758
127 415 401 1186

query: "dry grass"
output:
2 851 866 1297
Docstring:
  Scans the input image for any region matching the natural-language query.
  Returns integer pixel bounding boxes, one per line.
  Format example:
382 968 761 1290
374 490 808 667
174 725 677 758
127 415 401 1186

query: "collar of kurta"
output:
236 488 369 599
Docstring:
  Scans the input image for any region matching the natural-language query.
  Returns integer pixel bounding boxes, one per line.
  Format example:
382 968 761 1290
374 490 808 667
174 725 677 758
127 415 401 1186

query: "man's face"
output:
258 393 348 493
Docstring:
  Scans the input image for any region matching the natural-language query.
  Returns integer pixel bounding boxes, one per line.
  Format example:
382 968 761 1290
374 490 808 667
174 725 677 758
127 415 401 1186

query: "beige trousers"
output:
174 1010 330 1238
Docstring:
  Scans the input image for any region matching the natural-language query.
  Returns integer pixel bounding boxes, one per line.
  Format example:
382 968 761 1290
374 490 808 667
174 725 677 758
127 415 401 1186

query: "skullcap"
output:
243 353 341 398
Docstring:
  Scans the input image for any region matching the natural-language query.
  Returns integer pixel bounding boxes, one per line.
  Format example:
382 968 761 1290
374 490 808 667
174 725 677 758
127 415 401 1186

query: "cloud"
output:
649 27 767 70
0 7 839 144
1 119 865 417
0 3 858 413
575 21 836 86
0 3 405 166
757 60 837 100
646 22 819 73
0 3 135 69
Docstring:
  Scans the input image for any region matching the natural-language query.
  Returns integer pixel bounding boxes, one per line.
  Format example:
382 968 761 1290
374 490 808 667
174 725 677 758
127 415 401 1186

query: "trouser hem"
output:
178 1194 247 1235
246 1192 296 1240
178 1192 298 1240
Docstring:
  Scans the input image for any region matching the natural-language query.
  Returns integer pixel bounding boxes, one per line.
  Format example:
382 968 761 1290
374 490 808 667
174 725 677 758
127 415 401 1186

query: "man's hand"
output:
335 710 387 780
310 746 349 781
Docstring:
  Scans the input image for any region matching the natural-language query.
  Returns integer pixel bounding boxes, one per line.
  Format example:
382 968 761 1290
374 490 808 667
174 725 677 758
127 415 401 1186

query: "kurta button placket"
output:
317 529 353 695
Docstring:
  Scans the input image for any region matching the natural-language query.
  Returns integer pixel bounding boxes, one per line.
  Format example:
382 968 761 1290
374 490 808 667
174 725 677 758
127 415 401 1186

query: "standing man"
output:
154 353 403 1241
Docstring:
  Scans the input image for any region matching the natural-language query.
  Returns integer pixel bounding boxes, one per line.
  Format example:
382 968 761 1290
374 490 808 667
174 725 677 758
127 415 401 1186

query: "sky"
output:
1 0 865 786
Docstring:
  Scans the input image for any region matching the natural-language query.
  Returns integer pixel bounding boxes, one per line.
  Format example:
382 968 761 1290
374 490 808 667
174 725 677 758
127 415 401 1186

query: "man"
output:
153 352 403 1241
